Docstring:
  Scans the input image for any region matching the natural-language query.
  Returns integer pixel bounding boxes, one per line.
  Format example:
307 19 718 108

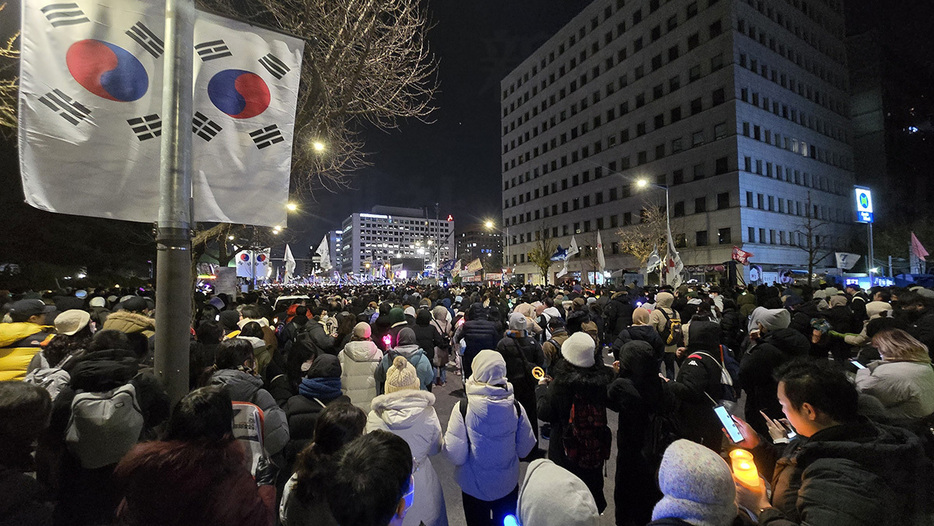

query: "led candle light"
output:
729 449 760 487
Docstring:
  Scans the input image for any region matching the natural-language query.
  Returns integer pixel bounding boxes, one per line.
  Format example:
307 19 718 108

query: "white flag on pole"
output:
646 245 661 272
18 0 304 226
316 236 332 271
665 224 683 288
556 261 568 278
596 231 606 273
834 252 861 270
567 236 580 258
283 244 295 282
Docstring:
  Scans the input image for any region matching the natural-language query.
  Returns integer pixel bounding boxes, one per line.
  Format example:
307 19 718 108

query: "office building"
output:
456 224 504 264
501 0 856 284
340 206 454 277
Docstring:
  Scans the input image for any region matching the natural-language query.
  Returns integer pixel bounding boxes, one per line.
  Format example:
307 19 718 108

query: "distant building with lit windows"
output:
501 0 856 284
340 206 454 277
456 224 504 264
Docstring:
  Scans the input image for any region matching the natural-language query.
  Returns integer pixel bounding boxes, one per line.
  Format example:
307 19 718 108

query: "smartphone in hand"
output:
715 405 744 443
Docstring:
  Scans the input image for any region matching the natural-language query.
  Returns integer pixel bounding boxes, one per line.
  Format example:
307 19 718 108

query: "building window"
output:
748 227 755 242
672 169 684 185
696 230 708 246
693 163 705 179
690 98 703 115
671 137 683 152
676 233 687 248
709 20 722 38
623 212 632 225
692 130 705 146
717 192 729 209
669 75 681 92
712 88 725 105
715 157 728 174
746 191 753 208
673 201 685 217
718 228 731 244
695 196 707 213
687 33 700 50
714 122 727 140
671 106 682 122
689 65 701 82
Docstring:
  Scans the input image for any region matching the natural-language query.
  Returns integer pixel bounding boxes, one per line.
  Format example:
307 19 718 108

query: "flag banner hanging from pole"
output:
316 235 332 271
283 243 295 282
19 0 304 226
645 245 661 272
567 236 580 258
731 246 754 265
596 231 606 273
834 252 860 270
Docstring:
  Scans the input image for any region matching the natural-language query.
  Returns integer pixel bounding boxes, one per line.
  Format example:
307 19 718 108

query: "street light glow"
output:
636 178 649 188
311 140 326 152
484 220 495 229
286 202 298 212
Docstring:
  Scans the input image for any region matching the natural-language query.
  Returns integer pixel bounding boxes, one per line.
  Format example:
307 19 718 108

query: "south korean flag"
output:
19 0 167 221
190 11 304 228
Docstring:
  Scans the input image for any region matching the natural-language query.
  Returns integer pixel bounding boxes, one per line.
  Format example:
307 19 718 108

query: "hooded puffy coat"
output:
338 340 383 410
443 369 536 501
855 360 934 419
210 369 289 456
649 293 680 354
366 390 447 526
0 322 51 381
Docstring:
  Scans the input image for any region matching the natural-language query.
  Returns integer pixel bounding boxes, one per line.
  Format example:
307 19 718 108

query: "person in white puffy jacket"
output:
857 328 934 419
367 356 447 526
338 322 383 411
443 349 536 526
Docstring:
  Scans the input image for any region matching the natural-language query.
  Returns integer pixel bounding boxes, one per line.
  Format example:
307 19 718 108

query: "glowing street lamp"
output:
311 140 326 153
286 202 298 212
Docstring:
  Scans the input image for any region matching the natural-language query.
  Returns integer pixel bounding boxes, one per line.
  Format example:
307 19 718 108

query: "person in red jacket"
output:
115 385 277 526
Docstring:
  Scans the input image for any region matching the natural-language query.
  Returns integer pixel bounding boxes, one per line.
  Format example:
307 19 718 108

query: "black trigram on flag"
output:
258 53 290 80
41 3 90 27
195 40 232 61
249 125 284 149
38 89 91 125
127 114 162 141
126 22 164 58
192 112 222 142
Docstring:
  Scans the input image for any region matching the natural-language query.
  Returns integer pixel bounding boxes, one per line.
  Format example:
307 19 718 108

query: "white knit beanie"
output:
561 332 596 368
652 440 737 526
385 356 419 393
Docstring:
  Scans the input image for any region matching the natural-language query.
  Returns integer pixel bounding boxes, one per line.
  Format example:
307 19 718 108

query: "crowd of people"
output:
2 279 934 526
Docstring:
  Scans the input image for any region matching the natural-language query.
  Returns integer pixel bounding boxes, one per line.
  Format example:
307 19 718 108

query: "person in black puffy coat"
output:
453 303 501 379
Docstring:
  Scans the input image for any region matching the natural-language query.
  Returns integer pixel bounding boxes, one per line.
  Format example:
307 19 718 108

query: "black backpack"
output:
562 393 612 469
658 309 684 347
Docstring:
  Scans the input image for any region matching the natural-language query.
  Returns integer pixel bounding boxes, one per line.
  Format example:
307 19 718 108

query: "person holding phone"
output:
667 320 727 451
729 360 931 526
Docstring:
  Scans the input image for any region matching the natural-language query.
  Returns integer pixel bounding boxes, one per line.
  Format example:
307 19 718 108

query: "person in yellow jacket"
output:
0 299 54 381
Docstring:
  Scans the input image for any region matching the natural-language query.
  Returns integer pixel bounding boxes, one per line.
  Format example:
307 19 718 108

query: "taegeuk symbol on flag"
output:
18 0 304 227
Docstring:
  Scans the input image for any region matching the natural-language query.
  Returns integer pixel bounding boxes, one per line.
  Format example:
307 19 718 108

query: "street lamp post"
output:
636 178 671 284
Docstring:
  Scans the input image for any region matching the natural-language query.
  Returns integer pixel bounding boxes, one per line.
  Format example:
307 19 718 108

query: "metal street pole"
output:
154 0 194 406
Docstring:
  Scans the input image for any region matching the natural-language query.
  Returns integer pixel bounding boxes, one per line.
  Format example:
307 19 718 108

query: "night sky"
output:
290 0 592 253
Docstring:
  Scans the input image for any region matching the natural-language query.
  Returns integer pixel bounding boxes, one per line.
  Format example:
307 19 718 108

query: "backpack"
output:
231 401 266 476
562 393 612 469
65 383 144 469
644 410 683 465
459 396 523 448
693 348 738 404
658 309 684 347
375 350 428 394
25 366 71 402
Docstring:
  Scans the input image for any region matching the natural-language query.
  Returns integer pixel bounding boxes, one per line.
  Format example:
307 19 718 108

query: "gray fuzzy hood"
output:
210 368 262 402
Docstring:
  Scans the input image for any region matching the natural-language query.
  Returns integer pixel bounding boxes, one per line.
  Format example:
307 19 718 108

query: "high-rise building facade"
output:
456 224 504 264
501 0 855 284
340 206 454 277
